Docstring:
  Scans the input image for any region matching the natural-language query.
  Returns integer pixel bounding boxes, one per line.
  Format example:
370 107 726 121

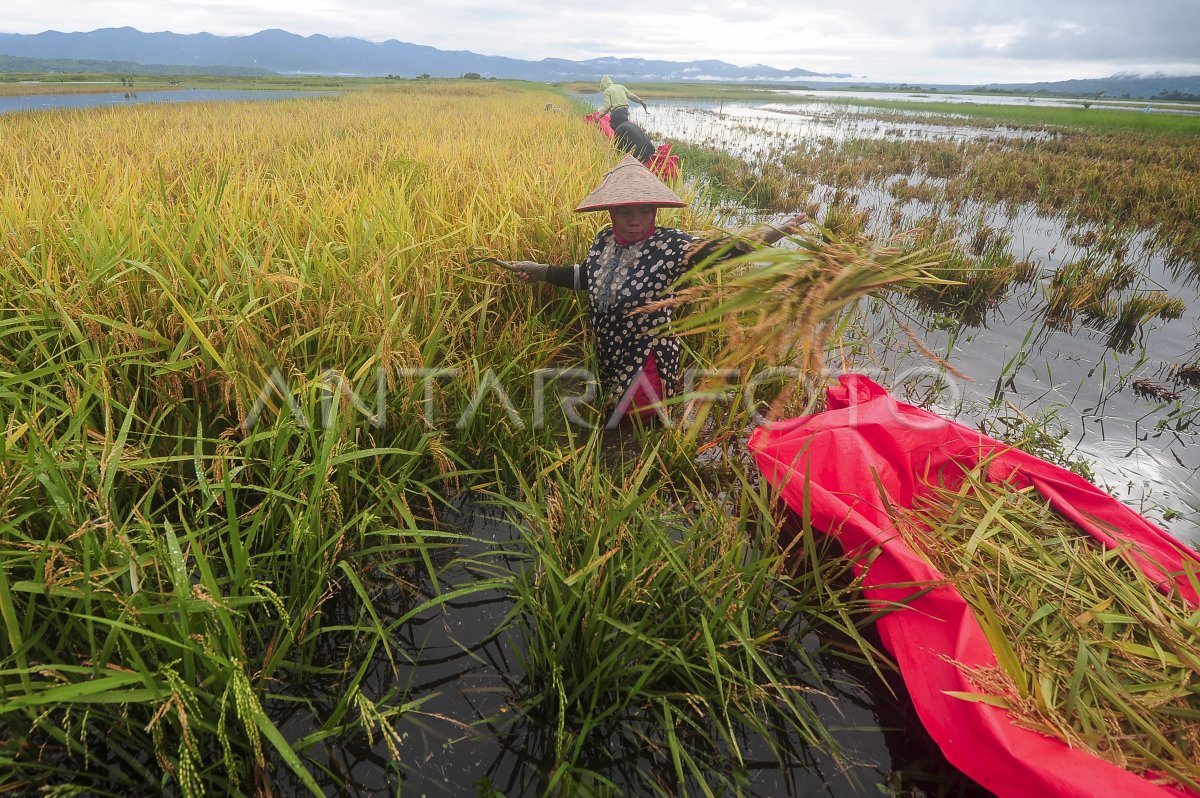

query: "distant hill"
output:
0 27 848 83
976 74 1200 101
1 28 1196 100
0 53 268 76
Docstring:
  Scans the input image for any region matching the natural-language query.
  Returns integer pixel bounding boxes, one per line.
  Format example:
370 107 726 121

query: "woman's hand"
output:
469 256 550 283
784 211 809 232
500 260 549 283
745 212 811 246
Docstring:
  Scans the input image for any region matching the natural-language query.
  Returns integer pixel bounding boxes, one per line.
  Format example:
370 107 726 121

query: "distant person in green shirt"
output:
598 75 649 128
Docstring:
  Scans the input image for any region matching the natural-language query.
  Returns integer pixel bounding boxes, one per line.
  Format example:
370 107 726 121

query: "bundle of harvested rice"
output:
893 468 1200 793
646 227 954 375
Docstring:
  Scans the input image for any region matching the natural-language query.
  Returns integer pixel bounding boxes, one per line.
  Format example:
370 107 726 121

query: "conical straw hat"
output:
574 154 685 213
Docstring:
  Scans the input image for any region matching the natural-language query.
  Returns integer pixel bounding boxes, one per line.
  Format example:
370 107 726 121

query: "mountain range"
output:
1 27 1198 100
0 27 848 83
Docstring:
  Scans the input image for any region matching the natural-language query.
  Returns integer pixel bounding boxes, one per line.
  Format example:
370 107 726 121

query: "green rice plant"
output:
819 194 873 239
1044 255 1122 328
1106 291 1188 353
670 141 813 214
892 468 1200 793
0 360 504 794
1066 226 1134 262
887 177 939 205
898 217 1036 322
491 433 875 796
1044 253 1184 350
765 111 1200 276
980 406 1096 482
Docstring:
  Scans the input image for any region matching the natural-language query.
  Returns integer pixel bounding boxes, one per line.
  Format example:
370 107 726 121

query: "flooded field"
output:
776 88 1200 115
272 494 990 797
645 100 1054 153
632 97 1200 542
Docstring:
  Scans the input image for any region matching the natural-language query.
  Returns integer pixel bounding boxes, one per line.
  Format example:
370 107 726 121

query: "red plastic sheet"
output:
748 374 1200 798
644 143 680 181
583 110 615 138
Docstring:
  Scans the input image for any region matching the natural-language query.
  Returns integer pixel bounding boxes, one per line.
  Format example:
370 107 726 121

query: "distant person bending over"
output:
598 75 649 128
502 154 807 426
613 118 656 163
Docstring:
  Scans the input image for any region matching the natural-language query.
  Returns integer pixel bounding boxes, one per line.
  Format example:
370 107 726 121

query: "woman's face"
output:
609 206 657 242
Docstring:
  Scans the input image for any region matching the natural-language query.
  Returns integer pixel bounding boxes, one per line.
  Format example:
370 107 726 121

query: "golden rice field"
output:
3 78 1198 797
0 81 906 796
0 81 691 475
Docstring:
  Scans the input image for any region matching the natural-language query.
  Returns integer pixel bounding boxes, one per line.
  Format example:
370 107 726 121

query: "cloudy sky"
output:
5 1 1199 84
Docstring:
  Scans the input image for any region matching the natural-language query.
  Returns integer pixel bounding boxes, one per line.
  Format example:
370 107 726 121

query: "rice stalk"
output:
646 227 955 382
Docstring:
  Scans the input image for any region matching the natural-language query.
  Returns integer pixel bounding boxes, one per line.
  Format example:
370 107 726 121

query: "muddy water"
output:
634 99 1200 544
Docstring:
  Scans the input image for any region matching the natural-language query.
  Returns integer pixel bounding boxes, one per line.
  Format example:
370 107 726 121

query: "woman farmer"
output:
597 75 649 128
503 154 807 427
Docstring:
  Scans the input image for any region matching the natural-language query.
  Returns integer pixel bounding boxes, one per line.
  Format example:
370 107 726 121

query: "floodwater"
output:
775 88 1200 116
0 88 338 115
631 98 1200 544
579 92 1054 160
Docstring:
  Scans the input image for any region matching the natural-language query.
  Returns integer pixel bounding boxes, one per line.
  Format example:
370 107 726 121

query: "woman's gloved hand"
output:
500 260 550 283
784 211 809 231
745 212 811 247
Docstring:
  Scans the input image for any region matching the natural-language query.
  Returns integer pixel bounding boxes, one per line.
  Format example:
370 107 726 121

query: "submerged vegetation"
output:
659 89 1200 483
681 121 1200 276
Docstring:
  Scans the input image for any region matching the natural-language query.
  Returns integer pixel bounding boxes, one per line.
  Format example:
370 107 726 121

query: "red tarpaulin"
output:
584 109 615 138
748 373 1200 798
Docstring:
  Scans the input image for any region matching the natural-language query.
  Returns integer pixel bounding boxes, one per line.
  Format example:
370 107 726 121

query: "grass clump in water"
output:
493 435 875 795
892 468 1200 793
